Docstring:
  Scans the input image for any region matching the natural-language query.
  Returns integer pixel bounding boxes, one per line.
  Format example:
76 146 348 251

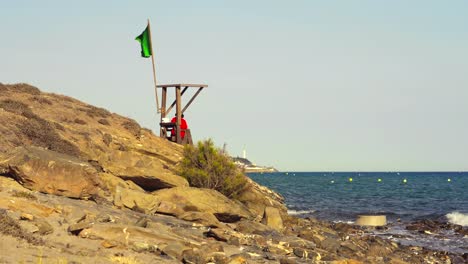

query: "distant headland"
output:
232 156 278 173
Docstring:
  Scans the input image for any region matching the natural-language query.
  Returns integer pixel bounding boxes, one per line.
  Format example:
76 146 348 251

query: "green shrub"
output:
178 139 247 199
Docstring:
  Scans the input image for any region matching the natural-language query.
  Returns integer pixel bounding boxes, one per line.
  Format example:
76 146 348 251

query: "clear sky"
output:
2 1 468 171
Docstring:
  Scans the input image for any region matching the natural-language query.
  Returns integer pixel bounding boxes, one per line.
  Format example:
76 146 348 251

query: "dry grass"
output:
0 99 32 116
18 117 81 157
0 83 8 93
31 96 53 105
102 133 112 146
121 120 141 137
98 118 110 126
74 118 87 125
0 99 81 157
12 190 37 200
80 106 111 119
0 210 43 245
5 83 41 95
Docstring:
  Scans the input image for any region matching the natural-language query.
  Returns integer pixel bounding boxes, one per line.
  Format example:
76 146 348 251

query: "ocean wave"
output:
446 212 468 226
288 209 315 215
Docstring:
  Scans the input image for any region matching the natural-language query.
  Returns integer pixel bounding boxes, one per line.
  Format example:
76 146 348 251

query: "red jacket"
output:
171 117 188 139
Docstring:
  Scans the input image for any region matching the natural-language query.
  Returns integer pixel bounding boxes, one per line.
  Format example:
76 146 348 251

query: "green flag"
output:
135 25 152 58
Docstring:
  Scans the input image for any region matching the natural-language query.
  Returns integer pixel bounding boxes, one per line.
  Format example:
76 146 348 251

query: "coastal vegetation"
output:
178 139 247 199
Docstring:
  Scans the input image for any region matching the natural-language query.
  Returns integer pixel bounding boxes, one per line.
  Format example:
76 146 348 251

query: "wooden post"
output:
175 85 182 143
165 86 189 114
147 19 160 113
160 87 167 137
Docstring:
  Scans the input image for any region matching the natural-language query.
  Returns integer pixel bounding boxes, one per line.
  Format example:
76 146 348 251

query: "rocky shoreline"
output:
0 83 466 263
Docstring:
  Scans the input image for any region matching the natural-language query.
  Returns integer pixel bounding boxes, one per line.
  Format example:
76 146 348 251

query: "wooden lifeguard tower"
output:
157 84 208 145
135 20 207 145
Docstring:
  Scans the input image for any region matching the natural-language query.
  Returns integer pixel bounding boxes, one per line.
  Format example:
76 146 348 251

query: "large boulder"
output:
79 223 197 249
152 187 253 223
113 186 158 214
101 149 188 191
0 146 99 199
236 177 287 219
262 206 284 231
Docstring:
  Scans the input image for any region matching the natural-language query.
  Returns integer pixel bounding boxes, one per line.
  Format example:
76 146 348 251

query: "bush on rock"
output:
178 139 247 199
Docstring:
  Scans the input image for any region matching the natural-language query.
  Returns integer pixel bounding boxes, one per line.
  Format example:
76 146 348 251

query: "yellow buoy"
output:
378 178 382 182
349 178 353 182
403 179 407 183
448 178 451 182
331 180 335 184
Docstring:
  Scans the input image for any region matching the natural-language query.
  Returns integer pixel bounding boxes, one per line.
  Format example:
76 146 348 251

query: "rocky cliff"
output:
0 83 463 263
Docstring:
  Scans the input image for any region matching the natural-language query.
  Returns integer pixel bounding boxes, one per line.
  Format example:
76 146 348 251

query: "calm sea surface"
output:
248 172 468 253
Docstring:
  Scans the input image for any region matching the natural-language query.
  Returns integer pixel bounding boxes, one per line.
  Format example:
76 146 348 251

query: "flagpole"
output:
147 19 160 114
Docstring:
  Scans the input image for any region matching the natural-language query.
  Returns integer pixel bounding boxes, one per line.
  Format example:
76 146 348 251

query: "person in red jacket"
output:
171 114 188 139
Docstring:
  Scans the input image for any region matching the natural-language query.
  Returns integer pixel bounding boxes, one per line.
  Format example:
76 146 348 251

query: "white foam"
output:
446 212 468 226
288 209 315 215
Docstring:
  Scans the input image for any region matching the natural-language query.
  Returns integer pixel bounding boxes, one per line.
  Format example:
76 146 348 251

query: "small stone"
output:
101 240 118 248
135 217 148 228
132 242 154 253
279 257 297 264
206 228 231 242
35 219 54 235
182 249 204 264
68 222 93 235
161 242 191 261
20 213 34 221
293 248 319 260
319 237 340 253
227 255 248 264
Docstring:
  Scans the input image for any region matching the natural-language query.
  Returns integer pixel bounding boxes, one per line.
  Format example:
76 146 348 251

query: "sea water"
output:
248 172 468 253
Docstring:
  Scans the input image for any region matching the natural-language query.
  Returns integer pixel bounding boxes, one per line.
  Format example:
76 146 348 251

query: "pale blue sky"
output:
1 1 468 171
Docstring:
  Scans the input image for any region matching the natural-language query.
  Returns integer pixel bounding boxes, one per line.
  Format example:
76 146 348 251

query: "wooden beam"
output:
175 86 182 144
166 86 188 115
160 87 167 137
182 87 204 113
156 84 208 88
